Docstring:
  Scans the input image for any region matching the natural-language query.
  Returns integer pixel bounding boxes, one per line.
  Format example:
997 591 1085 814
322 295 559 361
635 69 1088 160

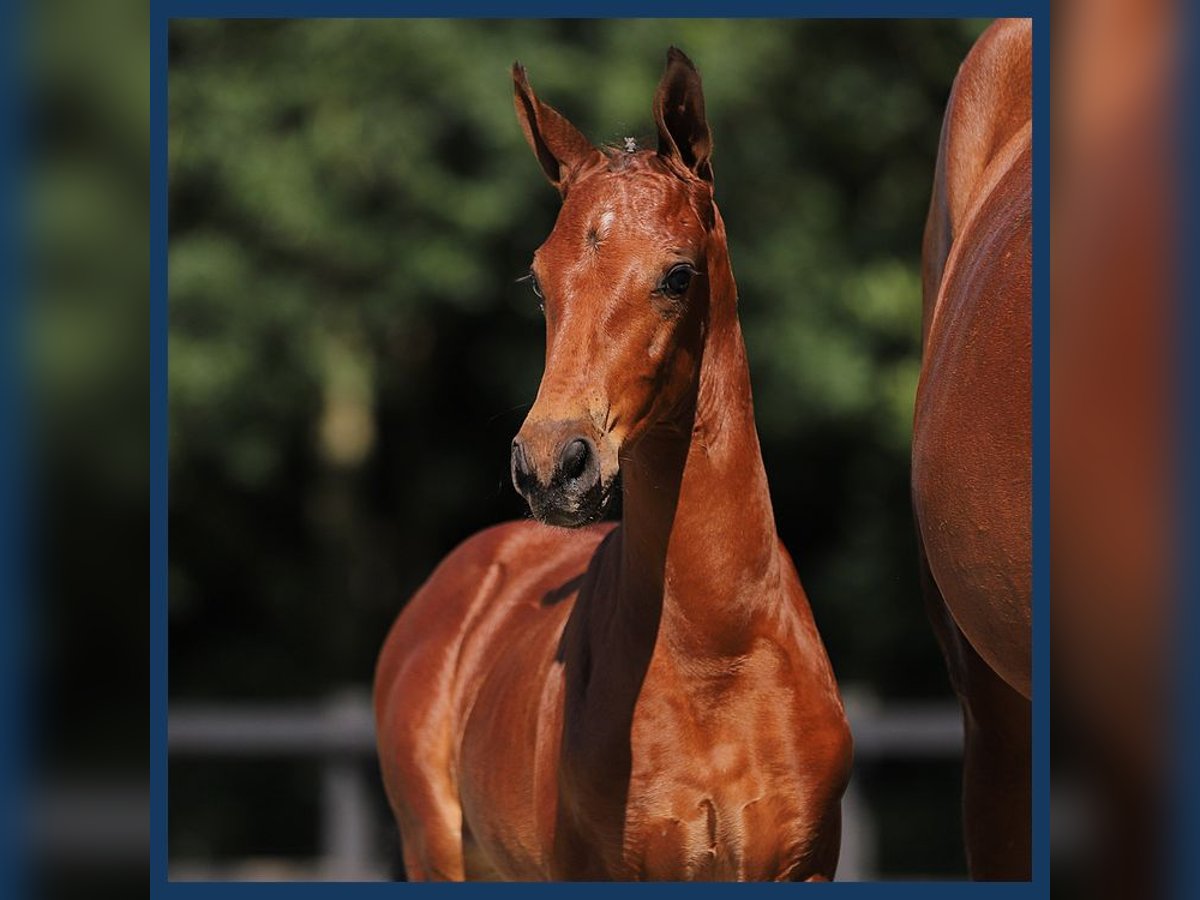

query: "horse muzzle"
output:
511 426 614 527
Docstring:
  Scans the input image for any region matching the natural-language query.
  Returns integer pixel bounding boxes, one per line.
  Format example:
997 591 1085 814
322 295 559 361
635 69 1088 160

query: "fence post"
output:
836 779 877 881
318 691 380 880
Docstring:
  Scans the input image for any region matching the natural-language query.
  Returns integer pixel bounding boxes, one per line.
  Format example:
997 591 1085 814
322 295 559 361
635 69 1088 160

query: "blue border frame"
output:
151 0 170 890
151 3 1049 895
1179 2 1200 899
0 0 27 896
1029 7 1049 893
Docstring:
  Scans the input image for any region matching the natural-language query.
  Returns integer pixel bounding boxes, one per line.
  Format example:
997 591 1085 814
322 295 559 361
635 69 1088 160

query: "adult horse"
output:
1054 0 1172 893
914 18 1032 880
374 49 851 881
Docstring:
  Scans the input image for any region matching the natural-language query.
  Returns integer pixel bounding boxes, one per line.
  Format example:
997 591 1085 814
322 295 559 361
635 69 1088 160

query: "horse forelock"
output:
572 147 716 232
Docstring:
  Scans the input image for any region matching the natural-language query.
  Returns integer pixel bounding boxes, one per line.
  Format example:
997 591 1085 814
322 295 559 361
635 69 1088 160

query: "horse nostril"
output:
559 438 591 481
511 438 533 489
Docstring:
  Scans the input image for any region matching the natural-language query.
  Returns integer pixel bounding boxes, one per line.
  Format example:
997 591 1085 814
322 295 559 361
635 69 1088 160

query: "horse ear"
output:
653 47 713 183
512 62 599 194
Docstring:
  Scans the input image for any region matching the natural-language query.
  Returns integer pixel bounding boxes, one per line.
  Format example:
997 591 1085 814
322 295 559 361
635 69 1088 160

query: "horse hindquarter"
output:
913 141 1032 699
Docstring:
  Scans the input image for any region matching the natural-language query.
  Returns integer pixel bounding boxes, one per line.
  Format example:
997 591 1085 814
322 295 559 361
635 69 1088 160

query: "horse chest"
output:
620 717 815 880
557 648 819 880
626 771 812 880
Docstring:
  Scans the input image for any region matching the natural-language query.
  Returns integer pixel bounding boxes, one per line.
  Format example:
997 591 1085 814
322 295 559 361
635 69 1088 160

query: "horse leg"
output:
959 650 1031 880
379 705 467 880
920 546 1031 880
392 781 467 881
782 802 842 882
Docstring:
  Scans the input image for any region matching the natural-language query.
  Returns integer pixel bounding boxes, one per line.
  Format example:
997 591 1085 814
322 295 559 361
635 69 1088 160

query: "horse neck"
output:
617 220 782 657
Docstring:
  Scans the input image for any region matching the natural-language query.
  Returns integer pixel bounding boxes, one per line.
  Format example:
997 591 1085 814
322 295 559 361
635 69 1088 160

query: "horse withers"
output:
374 49 851 881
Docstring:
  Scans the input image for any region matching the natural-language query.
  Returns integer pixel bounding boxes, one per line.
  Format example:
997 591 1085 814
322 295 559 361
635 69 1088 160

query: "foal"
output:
374 48 851 882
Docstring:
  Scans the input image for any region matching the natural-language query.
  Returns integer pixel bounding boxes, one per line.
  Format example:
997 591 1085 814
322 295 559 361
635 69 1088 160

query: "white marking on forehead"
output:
585 207 616 250
624 136 637 152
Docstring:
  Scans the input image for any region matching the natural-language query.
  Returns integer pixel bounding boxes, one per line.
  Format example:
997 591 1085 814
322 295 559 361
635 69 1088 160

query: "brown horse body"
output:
915 18 1032 880
1053 1 1172 892
374 50 850 882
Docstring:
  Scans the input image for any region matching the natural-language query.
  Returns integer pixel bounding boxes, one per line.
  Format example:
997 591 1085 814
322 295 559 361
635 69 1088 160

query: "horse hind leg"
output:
919 544 1031 880
960 673 1031 880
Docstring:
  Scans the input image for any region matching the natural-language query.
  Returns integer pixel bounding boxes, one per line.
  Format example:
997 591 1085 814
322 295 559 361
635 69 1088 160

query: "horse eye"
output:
661 264 695 297
528 272 543 299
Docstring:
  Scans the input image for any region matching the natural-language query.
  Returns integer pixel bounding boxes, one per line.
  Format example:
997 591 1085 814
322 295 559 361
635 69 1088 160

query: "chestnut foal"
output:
375 49 851 882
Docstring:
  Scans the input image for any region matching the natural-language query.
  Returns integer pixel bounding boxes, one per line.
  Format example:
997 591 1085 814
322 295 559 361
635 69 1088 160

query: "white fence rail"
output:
166 686 963 882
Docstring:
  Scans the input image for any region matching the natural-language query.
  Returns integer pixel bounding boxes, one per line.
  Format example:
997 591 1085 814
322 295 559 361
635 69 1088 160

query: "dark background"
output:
165 18 986 878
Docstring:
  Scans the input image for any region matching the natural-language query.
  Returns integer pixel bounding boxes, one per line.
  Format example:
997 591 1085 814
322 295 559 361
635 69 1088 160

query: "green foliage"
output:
168 19 983 872
30 0 151 781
